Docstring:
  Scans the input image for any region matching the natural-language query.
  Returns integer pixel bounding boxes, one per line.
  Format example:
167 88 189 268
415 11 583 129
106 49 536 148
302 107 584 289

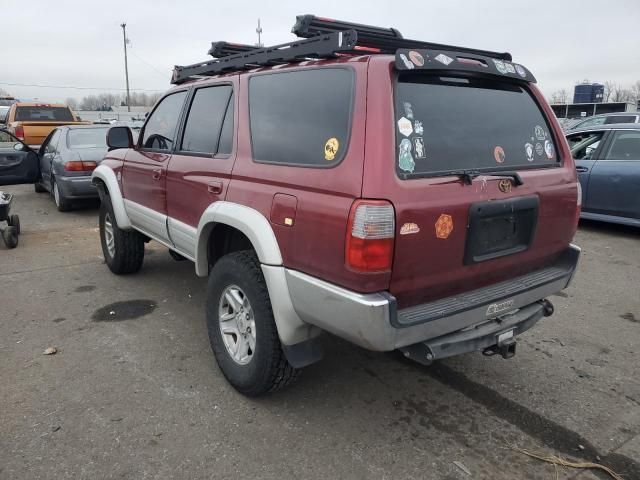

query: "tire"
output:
206 250 299 396
8 214 20 235
34 181 47 193
52 177 72 212
99 194 144 274
3 226 18 249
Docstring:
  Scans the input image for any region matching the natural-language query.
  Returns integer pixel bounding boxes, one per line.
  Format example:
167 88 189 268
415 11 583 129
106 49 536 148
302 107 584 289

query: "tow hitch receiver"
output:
483 337 517 359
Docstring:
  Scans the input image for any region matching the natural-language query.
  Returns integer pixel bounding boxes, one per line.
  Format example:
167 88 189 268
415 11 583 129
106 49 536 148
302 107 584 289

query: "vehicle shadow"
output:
578 218 640 238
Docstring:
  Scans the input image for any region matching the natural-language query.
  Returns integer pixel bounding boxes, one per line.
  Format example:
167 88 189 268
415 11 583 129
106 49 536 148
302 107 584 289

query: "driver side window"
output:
44 130 61 154
569 132 604 160
141 91 188 151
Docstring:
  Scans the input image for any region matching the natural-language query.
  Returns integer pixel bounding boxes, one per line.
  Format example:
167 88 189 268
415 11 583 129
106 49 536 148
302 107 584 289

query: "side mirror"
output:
107 126 134 151
13 142 25 151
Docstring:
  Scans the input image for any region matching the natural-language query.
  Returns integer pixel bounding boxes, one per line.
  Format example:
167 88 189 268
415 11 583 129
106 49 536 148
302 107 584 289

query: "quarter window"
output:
604 131 640 160
141 91 187 151
45 130 61 154
249 68 354 166
181 85 234 155
568 132 603 160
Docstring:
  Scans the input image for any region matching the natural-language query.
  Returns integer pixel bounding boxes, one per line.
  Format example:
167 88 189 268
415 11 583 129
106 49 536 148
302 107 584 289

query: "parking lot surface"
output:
1 184 639 479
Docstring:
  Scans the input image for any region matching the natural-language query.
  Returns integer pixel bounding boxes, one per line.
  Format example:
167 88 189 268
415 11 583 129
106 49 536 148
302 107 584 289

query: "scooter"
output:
0 191 20 248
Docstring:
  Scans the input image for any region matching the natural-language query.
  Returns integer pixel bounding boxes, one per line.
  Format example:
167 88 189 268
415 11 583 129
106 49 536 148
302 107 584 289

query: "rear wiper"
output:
447 170 524 186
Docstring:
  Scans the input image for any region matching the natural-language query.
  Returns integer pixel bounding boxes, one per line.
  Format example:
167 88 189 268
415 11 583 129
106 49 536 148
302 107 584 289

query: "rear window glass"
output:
249 68 354 167
604 115 637 124
15 106 74 122
394 75 558 178
67 129 108 149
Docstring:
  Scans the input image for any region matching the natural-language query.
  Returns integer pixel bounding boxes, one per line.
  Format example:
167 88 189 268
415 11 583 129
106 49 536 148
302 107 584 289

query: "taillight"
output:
15 125 24 140
64 161 97 172
575 182 582 227
345 200 395 272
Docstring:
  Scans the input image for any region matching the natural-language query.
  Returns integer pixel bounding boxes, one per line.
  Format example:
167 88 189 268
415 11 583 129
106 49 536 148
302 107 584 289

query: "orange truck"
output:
5 103 89 146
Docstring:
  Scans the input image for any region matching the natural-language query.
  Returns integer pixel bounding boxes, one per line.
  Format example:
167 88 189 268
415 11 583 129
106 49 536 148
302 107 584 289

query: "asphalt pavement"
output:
1 184 639 480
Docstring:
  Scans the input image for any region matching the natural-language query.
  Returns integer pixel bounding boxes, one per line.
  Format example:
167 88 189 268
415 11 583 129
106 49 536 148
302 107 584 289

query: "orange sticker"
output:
435 214 454 239
494 145 505 164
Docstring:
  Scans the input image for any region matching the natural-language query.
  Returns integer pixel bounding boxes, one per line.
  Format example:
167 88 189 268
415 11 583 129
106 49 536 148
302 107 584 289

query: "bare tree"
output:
0 88 11 96
611 87 633 103
549 89 569 104
65 97 79 110
603 81 619 102
630 80 640 107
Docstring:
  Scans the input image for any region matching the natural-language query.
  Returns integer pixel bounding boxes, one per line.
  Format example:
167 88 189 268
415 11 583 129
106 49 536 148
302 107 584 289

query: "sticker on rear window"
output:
535 142 544 157
397 117 413 137
534 125 546 141
493 59 507 74
435 54 453 66
408 51 425 67
525 143 534 162
398 139 415 173
403 102 414 120
398 53 414 70
413 137 426 159
414 120 424 135
324 137 339 161
515 64 527 78
493 145 505 164
544 140 555 159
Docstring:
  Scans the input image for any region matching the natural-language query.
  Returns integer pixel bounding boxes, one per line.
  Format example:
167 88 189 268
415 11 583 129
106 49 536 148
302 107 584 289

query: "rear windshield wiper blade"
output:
445 170 524 186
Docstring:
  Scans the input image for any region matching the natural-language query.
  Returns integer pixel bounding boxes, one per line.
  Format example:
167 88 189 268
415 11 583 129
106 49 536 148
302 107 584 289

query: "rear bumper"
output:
56 175 98 199
285 244 580 351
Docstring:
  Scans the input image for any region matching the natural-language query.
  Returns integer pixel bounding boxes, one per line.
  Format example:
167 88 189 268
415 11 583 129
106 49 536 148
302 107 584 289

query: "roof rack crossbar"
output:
208 41 260 58
292 14 511 61
172 30 358 84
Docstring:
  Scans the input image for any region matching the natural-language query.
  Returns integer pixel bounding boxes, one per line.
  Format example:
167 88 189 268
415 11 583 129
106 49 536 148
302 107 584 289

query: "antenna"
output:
256 18 263 47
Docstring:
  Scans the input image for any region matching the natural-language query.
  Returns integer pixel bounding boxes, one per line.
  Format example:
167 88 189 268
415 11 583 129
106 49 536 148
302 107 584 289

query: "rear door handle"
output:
208 181 223 194
152 168 163 180
575 166 589 173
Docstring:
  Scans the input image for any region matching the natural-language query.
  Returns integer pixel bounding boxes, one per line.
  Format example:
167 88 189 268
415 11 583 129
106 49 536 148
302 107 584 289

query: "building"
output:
551 101 635 120
573 83 604 104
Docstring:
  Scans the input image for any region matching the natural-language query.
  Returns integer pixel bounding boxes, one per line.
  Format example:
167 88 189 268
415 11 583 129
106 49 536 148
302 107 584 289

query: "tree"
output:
550 89 569 104
0 88 11 97
629 81 640 106
65 97 78 110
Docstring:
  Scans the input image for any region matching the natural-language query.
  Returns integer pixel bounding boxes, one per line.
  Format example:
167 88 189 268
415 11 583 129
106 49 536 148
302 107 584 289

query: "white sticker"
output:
413 137 426 159
505 63 516 74
525 143 534 162
399 53 414 69
403 102 414 120
435 54 454 66
534 125 546 141
515 64 527 78
398 139 415 173
397 117 413 137
544 140 555 159
414 120 424 136
535 142 544 157
493 59 507 74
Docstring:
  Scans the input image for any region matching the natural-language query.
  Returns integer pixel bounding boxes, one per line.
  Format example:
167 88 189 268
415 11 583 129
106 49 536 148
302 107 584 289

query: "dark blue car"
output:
568 123 640 227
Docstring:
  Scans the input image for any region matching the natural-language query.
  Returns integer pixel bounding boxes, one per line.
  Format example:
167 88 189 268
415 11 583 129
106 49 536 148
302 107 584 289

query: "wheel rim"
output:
53 181 60 207
218 285 256 365
104 212 116 258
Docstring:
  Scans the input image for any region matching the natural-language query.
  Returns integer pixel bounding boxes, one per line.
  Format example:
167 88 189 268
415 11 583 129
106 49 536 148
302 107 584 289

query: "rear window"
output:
249 68 354 167
394 75 558 178
604 115 637 124
67 129 108 149
15 106 75 122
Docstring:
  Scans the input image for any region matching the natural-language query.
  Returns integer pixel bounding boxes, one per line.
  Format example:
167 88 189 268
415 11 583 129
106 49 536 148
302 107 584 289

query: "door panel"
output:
586 130 640 218
567 130 607 208
0 130 38 185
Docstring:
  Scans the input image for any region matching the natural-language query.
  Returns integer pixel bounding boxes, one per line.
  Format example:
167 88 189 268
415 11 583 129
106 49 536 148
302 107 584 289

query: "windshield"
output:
15 106 74 122
394 75 559 178
67 128 108 149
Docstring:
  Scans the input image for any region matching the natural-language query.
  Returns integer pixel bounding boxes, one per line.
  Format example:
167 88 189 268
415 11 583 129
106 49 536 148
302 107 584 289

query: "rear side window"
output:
67 128 108 149
142 91 187 151
15 106 74 122
181 85 233 155
604 131 640 160
604 115 637 125
249 68 354 167
394 75 558 178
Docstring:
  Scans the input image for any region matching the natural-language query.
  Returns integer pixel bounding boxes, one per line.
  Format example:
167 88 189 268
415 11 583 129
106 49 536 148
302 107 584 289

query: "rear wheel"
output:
99 194 145 274
2 226 18 249
7 214 20 235
52 178 72 212
34 181 47 193
206 250 299 396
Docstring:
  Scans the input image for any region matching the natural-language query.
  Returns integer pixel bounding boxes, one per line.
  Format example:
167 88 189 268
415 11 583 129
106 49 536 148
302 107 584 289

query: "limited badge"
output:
515 64 527 78
397 116 413 137
493 59 507 74
498 179 512 193
413 137 426 159
535 142 544 157
414 120 424 135
403 102 414 120
544 140 555 159
408 50 425 67
435 53 453 66
505 63 516 74
525 142 534 162
400 223 420 235
493 145 505 164
324 137 339 161
399 53 414 69
398 138 415 173
435 214 454 239
534 125 546 141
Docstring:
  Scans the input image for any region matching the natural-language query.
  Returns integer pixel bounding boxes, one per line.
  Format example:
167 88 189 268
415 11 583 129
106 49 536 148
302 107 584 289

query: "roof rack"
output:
171 14 512 84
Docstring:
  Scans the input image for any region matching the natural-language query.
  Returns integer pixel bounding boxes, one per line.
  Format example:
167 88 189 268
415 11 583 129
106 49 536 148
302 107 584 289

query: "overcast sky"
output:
3 0 639 103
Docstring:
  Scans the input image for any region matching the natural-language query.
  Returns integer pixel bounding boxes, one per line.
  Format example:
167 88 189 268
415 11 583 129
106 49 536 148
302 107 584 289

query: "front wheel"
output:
99 194 145 274
7 214 20 235
206 251 299 396
2 226 18 249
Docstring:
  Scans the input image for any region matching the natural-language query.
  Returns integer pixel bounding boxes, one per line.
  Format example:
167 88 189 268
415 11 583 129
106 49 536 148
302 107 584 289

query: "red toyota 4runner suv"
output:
90 16 581 395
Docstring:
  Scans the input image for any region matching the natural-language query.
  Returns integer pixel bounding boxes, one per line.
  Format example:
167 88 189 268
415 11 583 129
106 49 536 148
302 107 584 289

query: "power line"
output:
0 81 165 92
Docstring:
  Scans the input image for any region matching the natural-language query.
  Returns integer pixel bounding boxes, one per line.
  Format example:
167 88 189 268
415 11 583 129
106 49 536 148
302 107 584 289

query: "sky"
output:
2 0 639 103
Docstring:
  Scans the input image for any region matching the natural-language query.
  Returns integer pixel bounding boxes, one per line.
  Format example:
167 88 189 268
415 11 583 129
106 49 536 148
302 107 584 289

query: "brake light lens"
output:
346 200 395 272
64 161 97 172
575 182 582 227
15 125 24 140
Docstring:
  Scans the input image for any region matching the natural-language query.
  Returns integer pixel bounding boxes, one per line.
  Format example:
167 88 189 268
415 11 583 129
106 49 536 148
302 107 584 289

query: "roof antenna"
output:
255 18 263 47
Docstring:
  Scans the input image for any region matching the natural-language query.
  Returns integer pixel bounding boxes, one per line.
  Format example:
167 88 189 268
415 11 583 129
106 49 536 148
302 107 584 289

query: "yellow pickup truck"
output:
5 103 89 146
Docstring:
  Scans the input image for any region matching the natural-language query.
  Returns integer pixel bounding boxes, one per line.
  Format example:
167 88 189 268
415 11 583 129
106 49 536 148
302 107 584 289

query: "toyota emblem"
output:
498 179 512 193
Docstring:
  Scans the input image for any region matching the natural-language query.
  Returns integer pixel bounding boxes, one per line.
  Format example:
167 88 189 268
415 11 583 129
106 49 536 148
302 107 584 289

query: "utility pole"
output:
256 19 263 47
120 23 131 112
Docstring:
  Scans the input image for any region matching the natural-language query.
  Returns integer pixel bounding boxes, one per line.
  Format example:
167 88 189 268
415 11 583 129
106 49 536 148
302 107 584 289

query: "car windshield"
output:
67 128 108 149
15 106 74 121
394 74 559 178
